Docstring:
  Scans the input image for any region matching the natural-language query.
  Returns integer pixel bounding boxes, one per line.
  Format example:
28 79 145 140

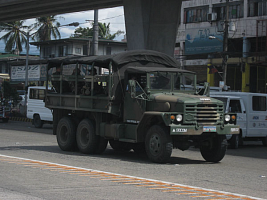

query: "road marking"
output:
0 154 264 200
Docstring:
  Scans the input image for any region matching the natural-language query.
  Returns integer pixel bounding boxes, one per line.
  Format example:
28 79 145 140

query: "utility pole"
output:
25 31 30 88
92 9 99 56
223 0 229 86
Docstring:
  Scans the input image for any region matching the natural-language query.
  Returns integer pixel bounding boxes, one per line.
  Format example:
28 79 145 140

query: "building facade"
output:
30 38 127 59
177 0 267 93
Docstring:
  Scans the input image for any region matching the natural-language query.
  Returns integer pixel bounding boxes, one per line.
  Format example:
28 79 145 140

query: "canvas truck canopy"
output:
47 50 181 69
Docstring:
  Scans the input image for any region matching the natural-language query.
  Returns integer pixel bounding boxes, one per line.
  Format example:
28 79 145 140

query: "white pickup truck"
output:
210 92 267 148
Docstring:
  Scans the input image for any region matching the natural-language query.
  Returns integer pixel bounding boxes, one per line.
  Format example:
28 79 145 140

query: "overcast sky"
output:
0 6 125 54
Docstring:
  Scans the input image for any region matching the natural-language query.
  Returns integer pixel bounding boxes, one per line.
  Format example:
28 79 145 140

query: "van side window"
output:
229 100 241 113
29 89 46 100
252 96 266 111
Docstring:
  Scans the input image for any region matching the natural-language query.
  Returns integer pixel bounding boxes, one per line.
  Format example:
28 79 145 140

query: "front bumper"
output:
170 124 239 136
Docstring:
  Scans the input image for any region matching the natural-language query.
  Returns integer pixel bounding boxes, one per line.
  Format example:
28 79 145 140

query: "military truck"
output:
45 50 239 163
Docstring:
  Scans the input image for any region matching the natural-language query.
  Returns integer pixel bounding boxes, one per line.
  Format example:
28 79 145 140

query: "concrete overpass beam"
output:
123 0 182 56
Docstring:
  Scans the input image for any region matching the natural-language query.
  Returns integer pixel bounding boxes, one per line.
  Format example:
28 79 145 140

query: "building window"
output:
184 6 209 23
43 47 51 58
83 45 88 55
59 45 68 57
106 46 111 55
213 2 243 20
75 48 81 54
248 0 267 17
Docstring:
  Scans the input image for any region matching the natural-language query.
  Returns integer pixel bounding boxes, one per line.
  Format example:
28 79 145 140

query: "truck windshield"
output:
150 72 171 90
174 73 195 91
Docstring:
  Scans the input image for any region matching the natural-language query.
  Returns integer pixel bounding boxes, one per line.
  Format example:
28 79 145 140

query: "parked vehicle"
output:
44 50 239 163
27 86 53 128
210 92 267 148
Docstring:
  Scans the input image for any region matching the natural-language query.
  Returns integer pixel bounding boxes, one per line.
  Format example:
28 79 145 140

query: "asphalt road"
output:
0 120 266 200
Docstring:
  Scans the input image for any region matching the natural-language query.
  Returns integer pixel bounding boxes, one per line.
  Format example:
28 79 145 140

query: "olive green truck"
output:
45 50 239 163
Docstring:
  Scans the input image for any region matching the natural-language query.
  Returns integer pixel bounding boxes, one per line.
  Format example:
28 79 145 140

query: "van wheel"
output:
200 135 227 162
262 136 267 146
33 114 43 128
229 134 239 149
76 119 98 154
145 125 173 163
57 117 77 151
109 140 132 152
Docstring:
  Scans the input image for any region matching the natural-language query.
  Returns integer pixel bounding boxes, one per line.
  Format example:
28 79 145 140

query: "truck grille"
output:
185 104 223 125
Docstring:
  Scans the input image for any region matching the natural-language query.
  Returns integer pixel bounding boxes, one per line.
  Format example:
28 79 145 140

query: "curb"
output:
10 117 32 122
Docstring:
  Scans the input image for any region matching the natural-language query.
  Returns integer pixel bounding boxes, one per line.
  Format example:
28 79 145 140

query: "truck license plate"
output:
203 126 216 132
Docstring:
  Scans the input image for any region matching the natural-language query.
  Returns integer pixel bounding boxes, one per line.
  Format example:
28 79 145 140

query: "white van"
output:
27 86 53 128
210 92 267 148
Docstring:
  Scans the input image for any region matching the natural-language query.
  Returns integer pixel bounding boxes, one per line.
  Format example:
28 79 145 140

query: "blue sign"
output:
185 27 223 55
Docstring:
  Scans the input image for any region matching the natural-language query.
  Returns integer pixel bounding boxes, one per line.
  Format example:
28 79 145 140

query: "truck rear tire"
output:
57 117 77 151
200 135 227 162
76 119 98 154
145 125 173 163
33 114 43 128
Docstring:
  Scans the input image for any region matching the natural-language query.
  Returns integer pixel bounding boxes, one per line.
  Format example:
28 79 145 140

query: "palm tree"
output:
99 22 124 40
0 21 28 54
33 15 61 41
72 22 124 40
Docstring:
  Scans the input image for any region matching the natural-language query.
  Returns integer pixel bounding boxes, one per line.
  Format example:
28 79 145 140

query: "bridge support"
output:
123 0 182 56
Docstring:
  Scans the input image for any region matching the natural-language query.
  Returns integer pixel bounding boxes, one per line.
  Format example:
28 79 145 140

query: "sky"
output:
0 6 125 55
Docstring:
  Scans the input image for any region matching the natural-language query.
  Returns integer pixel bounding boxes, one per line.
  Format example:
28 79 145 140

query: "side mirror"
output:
128 80 136 98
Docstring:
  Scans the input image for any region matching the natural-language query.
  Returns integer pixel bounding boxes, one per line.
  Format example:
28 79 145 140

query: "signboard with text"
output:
185 27 223 55
11 65 47 81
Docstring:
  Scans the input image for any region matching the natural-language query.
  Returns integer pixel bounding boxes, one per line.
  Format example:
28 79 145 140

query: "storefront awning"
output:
0 73 10 79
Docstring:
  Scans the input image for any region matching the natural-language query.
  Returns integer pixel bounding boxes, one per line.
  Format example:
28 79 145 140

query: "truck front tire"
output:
200 135 227 162
145 125 173 163
76 119 98 154
57 117 76 151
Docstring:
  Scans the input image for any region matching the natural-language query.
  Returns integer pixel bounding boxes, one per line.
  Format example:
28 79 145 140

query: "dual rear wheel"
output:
56 117 107 154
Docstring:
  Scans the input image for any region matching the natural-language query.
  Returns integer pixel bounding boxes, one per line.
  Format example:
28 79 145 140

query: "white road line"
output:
0 154 264 200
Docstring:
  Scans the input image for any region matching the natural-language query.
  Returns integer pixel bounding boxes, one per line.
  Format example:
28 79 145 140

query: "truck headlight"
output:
176 114 183 122
225 114 230 122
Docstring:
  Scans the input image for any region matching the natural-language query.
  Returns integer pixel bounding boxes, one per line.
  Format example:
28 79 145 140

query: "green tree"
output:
99 22 124 40
73 27 93 38
0 21 28 54
73 22 124 40
33 15 61 41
